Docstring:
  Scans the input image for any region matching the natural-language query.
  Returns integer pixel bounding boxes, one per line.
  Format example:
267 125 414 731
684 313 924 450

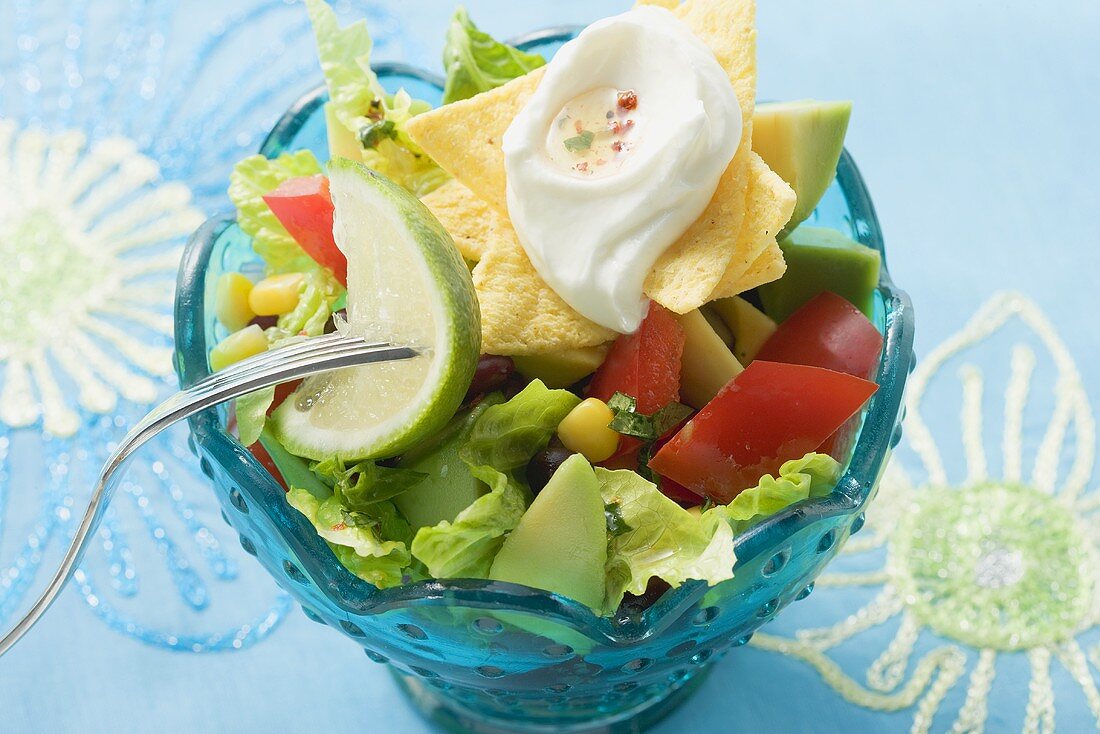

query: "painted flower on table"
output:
751 293 1100 732
0 0 402 651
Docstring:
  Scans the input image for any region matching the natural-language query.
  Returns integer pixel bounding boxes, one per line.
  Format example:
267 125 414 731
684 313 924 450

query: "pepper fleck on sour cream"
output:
502 5 741 334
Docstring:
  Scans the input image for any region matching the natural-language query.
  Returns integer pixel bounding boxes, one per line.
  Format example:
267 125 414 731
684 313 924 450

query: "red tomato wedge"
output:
755 292 883 459
756 291 883 379
263 175 346 285
648 361 877 503
588 302 685 458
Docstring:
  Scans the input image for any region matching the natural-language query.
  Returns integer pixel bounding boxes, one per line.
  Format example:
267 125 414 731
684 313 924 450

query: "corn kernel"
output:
557 397 619 463
214 272 255 331
248 273 304 316
209 324 268 372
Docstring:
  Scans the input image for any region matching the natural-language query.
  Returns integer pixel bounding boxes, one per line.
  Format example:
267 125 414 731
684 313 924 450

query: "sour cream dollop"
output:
502 6 741 333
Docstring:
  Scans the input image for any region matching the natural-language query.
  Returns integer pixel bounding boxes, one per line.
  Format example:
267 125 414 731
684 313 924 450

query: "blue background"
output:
2 1 1099 732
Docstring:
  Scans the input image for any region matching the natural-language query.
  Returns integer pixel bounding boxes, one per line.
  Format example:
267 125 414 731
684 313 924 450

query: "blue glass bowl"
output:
174 28 914 734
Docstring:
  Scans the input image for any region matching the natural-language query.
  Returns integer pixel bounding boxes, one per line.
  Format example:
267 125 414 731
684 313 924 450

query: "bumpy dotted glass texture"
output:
174 31 914 734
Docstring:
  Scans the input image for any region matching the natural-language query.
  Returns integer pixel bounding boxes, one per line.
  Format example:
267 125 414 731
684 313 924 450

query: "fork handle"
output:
0 341 415 657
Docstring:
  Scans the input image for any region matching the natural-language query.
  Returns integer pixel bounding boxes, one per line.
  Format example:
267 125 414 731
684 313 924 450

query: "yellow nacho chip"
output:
707 151 795 298
472 228 616 355
406 69 543 214
725 240 786 295
407 0 772 352
420 179 499 261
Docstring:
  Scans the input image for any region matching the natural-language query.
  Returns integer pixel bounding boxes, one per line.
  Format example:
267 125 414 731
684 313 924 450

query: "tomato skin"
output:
755 292 883 459
588 302 685 458
648 360 877 503
588 302 684 413
263 175 346 285
755 291 883 379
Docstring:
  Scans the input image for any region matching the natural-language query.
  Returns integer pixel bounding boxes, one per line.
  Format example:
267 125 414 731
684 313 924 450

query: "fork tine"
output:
194 332 354 389
173 340 416 423
194 334 386 392
0 336 417 659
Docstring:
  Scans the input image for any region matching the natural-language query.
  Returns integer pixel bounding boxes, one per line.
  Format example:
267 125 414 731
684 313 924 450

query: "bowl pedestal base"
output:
392 667 709 734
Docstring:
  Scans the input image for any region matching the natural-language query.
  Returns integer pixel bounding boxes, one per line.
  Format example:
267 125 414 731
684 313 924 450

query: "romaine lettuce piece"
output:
598 468 735 613
228 150 323 274
596 452 840 613
305 0 447 195
461 380 581 472
441 7 546 104
287 488 411 588
411 381 580 579
710 452 841 533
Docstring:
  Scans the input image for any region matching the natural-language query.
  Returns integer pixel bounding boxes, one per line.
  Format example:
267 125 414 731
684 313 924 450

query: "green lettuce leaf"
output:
236 387 275 447
411 381 580 578
710 452 841 534
287 488 411 588
312 455 427 515
460 380 581 472
410 463 527 579
305 0 447 195
596 453 839 613
441 7 545 104
597 468 736 613
228 150 323 274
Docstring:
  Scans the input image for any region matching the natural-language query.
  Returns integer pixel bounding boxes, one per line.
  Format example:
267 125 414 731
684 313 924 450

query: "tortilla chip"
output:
472 228 617 355
725 240 786 295
408 0 758 307
406 69 543 215
408 0 771 351
420 179 500 261
706 151 795 298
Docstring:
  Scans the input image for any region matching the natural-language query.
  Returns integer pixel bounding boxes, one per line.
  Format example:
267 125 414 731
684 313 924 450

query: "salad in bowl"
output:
178 0 913 730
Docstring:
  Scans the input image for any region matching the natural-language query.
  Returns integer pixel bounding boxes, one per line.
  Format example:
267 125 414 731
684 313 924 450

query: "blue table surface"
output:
2 1 1099 732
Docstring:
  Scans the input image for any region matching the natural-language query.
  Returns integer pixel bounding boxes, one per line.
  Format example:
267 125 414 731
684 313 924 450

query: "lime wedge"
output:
270 158 480 461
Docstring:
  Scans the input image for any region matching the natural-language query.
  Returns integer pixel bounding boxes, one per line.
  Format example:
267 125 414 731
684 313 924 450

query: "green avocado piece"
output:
489 453 607 611
758 226 881 323
709 296 777 364
512 344 609 389
675 310 744 409
753 100 852 238
394 398 500 530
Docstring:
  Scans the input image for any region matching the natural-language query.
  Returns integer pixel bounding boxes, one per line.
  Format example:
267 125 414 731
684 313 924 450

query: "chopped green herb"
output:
564 130 595 153
607 391 692 443
650 402 693 437
636 443 658 484
607 392 637 413
359 119 397 149
604 502 634 537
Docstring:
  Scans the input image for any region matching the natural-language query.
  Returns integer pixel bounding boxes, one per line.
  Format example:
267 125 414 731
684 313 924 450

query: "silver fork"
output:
0 332 417 657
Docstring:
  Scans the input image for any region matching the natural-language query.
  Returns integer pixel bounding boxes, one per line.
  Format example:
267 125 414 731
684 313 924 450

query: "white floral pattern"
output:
751 292 1100 733
0 0 401 652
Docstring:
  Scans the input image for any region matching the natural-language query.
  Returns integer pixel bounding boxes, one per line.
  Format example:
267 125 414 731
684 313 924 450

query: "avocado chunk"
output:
709 296 777 364
395 399 499 530
675 310 744 409
759 226 881 323
489 453 607 611
512 344 610 388
754 100 852 237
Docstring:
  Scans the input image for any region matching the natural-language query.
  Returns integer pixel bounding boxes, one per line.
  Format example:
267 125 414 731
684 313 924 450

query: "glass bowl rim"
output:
174 26 915 645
